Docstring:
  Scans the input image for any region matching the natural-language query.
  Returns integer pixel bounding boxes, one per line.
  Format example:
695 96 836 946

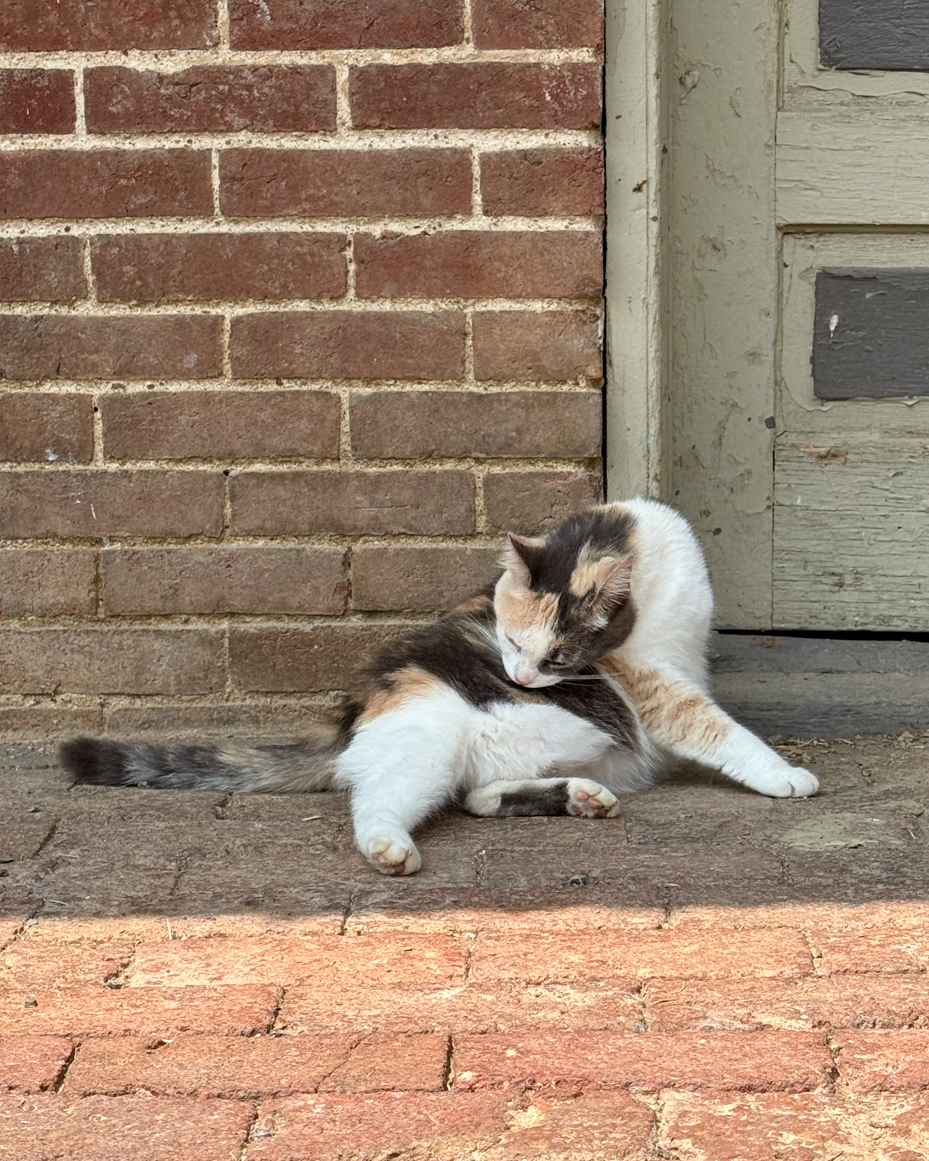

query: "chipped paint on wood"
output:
820 0 929 72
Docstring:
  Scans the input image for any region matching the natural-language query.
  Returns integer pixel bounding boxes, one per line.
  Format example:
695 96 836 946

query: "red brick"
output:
0 704 103 740
483 469 601 532
282 980 643 1034
352 545 498 612
0 1093 251 1161
85 65 335 134
102 546 346 616
321 1033 448 1092
230 469 474 535
0 0 218 50
248 1092 511 1161
230 310 466 380
0 986 276 1037
129 935 466 988
0 70 74 134
471 929 813 984
473 310 601 382
355 231 602 300
645 975 929 1032
1 940 132 988
228 624 409 693
0 627 223 695
473 0 603 48
230 0 463 48
485 1091 653 1161
351 390 601 459
0 1036 71 1093
93 233 346 304
0 316 222 381
0 237 85 302
0 150 212 220
0 470 223 538
351 64 601 130
835 1031 929 1092
101 390 340 460
221 148 471 218
455 1030 833 1093
481 147 604 216
0 394 92 461
817 930 929 975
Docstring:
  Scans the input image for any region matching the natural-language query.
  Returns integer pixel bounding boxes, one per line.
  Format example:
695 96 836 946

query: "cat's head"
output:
493 516 635 689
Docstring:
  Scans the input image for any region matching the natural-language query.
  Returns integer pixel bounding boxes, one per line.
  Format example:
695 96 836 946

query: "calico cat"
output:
60 499 818 875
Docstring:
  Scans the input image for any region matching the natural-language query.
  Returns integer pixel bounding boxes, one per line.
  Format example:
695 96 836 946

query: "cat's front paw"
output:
365 836 422 875
566 778 621 818
760 766 820 799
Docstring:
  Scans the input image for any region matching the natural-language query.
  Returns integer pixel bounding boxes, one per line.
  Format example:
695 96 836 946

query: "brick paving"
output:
3 735 929 1159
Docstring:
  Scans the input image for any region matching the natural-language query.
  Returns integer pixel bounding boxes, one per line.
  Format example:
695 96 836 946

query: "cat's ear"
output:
501 533 546 590
589 553 634 606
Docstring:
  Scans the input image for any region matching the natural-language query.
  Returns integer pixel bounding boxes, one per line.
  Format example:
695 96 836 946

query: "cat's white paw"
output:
566 778 621 818
758 766 820 799
366 836 422 876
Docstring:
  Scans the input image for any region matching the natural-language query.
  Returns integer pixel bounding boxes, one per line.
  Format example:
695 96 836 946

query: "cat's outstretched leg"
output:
465 776 621 819
336 689 469 875
604 660 818 798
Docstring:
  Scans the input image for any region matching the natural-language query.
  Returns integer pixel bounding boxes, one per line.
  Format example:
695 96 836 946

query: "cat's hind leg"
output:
465 776 621 819
336 687 471 875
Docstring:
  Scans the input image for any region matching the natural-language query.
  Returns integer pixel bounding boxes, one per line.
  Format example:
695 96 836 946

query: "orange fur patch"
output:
603 657 731 752
495 584 559 634
357 665 445 725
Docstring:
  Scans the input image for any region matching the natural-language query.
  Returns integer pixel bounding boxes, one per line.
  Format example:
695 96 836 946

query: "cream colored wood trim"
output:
603 0 666 502
777 112 929 226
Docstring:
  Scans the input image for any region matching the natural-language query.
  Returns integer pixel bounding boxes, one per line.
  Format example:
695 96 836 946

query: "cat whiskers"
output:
465 617 502 657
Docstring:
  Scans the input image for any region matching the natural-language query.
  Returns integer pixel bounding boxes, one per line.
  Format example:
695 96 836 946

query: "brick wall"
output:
0 0 604 739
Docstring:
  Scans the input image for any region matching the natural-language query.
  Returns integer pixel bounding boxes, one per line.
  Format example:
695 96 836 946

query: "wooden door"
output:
664 0 929 630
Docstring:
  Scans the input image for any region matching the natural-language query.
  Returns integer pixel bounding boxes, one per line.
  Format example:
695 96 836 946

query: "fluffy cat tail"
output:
59 724 342 794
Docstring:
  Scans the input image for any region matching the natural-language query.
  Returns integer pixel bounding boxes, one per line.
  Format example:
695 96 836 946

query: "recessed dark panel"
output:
813 269 929 400
820 0 929 71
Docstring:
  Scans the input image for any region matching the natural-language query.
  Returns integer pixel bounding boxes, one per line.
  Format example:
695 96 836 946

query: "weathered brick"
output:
0 549 95 619
221 148 471 218
129 935 466 988
101 701 334 741
0 394 93 462
0 316 222 381
483 469 601 532
227 624 407 693
816 930 929 975
0 704 103 740
351 390 601 459
471 929 813 984
282 980 643 1035
0 986 276 1037
645 975 929 1032
0 1037 71 1094
248 1092 511 1160
835 1031 929 1092
0 70 74 134
231 470 474 535
0 150 212 220
660 1091 929 1160
0 237 85 303
473 0 602 48
0 470 223 538
0 627 223 695
484 1091 654 1161
454 1030 833 1093
355 231 602 300
64 1032 446 1097
93 234 346 304
351 64 601 130
473 310 601 382
0 0 218 50
0 940 132 988
230 0 463 48
101 390 340 460
481 147 604 216
102 546 346 616
85 65 335 134
0 1093 252 1161
230 311 465 380
352 545 498 612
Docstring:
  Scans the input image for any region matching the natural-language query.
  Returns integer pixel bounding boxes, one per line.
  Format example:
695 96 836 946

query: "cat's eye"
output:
506 635 520 651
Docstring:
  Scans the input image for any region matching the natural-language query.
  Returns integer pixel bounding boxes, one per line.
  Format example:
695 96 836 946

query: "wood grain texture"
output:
774 434 929 630
814 270 929 400
820 0 929 71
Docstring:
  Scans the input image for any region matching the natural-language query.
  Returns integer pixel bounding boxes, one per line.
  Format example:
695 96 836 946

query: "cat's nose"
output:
513 663 537 686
